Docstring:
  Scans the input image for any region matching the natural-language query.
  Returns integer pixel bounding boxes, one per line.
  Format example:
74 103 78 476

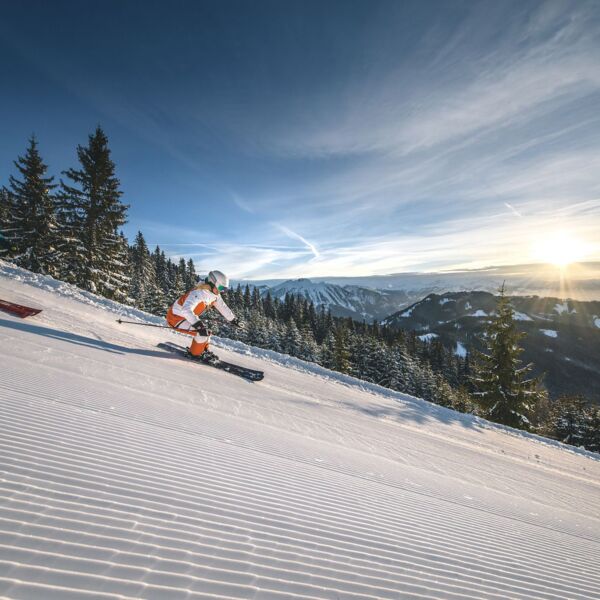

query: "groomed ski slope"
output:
1 262 599 600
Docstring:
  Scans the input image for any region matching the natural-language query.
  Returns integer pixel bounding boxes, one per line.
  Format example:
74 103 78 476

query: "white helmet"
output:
207 270 229 291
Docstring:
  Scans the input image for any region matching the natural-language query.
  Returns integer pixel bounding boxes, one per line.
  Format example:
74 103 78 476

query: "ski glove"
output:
191 320 209 336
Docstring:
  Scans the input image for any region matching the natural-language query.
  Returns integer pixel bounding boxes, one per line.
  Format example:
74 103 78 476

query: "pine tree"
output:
584 408 600 453
263 292 276 320
247 313 269 347
472 285 545 430
53 185 86 286
59 126 129 298
129 231 156 309
283 319 303 357
363 339 389 385
349 332 367 379
178 258 188 291
542 395 598 449
333 326 351 374
299 323 319 362
145 283 167 315
0 187 13 256
243 285 252 315
186 258 197 288
111 232 132 304
251 287 262 312
152 246 167 293
6 136 58 274
170 265 186 299
378 346 402 390
320 332 336 369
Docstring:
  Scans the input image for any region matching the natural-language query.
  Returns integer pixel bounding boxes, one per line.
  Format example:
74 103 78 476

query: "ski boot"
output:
198 348 220 365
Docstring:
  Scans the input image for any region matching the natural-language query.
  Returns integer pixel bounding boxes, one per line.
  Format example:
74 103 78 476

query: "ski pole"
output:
116 318 170 329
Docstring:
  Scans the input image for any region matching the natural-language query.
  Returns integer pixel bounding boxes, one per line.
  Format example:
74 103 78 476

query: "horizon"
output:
236 260 600 282
2 1 600 279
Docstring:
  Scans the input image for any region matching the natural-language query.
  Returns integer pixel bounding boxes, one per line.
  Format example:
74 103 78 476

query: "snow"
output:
399 305 415 317
594 315 600 329
513 310 534 321
464 301 472 309
541 329 559 338
439 297 453 305
417 333 438 342
455 341 467 357
1 260 600 599
553 302 575 315
469 309 488 317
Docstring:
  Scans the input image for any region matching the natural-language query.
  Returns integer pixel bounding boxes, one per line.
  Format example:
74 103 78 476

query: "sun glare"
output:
533 231 589 268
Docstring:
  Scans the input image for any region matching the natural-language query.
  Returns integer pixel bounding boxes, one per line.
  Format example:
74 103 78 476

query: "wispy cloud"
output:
274 224 320 259
504 203 522 217
231 192 255 214
255 2 600 160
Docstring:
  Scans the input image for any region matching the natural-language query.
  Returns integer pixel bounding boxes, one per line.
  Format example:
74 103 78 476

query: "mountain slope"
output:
267 278 411 322
384 291 600 400
1 262 599 599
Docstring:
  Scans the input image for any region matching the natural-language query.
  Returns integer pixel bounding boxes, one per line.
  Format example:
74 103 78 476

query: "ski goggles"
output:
211 283 228 292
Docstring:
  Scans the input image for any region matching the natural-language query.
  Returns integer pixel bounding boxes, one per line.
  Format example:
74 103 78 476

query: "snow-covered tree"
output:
185 258 197 288
177 258 189 291
585 409 600 453
59 126 129 298
0 187 13 256
472 286 545 430
110 232 132 304
246 313 269 348
333 326 351 374
169 264 186 300
542 395 599 450
129 231 157 310
5 136 58 274
283 319 303 357
299 324 319 363
152 247 172 301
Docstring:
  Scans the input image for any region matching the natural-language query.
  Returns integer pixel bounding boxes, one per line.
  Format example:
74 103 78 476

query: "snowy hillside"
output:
1 261 600 599
383 291 600 400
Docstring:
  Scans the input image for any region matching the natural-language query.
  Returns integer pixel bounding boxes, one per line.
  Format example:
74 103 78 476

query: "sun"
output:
532 231 589 268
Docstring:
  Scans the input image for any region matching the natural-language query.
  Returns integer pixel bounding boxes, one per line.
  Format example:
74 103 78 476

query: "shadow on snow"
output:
0 317 169 359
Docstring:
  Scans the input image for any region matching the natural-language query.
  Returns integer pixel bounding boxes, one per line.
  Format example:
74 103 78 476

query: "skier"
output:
166 270 237 361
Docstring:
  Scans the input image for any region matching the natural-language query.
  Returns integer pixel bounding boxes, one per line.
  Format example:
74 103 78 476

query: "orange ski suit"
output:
166 283 235 356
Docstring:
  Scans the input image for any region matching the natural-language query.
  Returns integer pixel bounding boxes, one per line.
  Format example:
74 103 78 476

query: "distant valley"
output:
384 291 600 401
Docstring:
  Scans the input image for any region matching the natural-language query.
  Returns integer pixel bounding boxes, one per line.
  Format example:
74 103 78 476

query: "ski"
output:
0 299 42 318
158 342 264 382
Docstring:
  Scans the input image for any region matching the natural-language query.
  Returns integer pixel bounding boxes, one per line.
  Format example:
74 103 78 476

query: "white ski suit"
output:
166 283 235 355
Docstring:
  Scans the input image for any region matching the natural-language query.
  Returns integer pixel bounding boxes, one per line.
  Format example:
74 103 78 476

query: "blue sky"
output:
1 0 599 279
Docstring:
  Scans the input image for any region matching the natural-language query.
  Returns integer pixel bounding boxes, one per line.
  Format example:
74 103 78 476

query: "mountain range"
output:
240 262 600 323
